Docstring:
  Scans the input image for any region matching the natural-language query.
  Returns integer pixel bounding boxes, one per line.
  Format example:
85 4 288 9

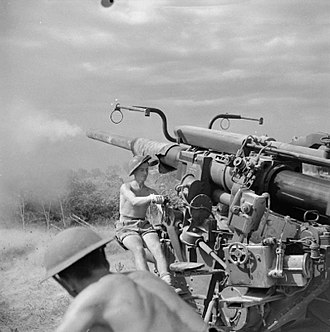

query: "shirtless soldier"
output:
42 227 208 332
116 154 173 285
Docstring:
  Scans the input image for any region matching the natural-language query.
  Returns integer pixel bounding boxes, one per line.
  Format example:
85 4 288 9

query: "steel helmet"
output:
128 155 152 176
42 227 113 281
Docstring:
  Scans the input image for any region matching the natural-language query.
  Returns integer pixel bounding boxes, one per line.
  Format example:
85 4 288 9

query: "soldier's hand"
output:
149 194 165 204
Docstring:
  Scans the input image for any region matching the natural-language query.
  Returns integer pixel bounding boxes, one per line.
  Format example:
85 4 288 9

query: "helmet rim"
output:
42 228 113 282
128 155 152 176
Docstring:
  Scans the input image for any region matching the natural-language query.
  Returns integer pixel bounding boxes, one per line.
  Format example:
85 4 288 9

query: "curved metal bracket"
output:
208 114 263 130
109 104 176 142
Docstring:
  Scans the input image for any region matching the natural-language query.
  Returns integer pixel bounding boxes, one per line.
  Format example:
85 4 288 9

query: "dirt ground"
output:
0 226 134 332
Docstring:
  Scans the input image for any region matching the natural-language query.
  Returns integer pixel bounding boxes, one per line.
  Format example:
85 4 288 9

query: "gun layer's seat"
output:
170 262 205 273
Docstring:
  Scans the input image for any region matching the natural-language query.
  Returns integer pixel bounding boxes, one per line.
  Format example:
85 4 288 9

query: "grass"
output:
0 225 135 332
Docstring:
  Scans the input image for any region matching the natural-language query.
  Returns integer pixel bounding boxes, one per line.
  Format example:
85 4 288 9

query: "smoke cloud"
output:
4 103 82 153
0 102 84 222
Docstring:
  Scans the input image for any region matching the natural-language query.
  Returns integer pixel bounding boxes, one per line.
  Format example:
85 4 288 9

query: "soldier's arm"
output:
55 280 116 332
55 302 99 332
146 187 165 204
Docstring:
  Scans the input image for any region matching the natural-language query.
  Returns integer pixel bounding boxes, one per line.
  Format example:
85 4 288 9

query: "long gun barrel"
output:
87 128 330 222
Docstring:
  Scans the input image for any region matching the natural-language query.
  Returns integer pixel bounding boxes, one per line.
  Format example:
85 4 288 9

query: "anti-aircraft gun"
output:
87 105 330 332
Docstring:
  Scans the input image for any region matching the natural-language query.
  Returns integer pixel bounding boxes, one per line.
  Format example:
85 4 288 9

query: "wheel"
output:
228 242 249 265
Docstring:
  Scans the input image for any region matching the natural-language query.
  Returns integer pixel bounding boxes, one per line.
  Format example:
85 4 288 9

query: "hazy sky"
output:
1 0 329 197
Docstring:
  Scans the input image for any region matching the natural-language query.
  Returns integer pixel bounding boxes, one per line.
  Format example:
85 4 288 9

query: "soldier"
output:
42 227 208 332
116 154 173 286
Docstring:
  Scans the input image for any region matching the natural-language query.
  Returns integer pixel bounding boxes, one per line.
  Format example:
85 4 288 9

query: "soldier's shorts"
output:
115 216 156 248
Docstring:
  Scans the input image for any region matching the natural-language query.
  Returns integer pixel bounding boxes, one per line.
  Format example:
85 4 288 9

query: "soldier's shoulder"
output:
126 270 154 279
79 274 131 296
99 273 133 285
126 270 166 288
120 182 133 192
80 274 137 304
121 181 131 188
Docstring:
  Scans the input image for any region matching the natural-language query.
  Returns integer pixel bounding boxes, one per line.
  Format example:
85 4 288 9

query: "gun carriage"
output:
88 105 330 331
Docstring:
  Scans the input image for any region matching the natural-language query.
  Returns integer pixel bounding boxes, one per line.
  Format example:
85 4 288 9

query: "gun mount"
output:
88 105 330 331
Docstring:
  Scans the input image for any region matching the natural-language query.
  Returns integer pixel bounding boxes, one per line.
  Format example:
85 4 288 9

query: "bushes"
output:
8 166 123 228
66 166 122 223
